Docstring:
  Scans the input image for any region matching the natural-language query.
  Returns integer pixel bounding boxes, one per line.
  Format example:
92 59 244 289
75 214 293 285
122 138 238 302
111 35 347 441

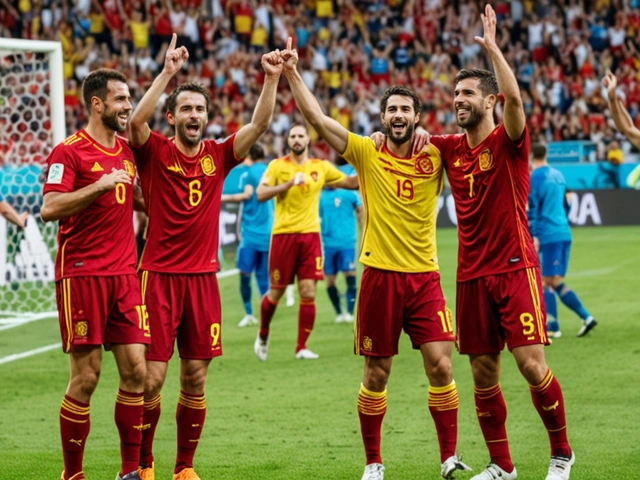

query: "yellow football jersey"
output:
263 156 346 235
343 132 443 273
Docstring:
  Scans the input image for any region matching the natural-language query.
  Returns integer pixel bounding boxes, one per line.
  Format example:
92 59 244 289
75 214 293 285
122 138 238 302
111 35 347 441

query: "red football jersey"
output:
132 132 239 273
43 130 138 280
431 125 538 282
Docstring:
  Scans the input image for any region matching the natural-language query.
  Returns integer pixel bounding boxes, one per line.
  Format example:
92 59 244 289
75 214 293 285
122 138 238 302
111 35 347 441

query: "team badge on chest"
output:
200 155 216 176
479 149 494 171
122 160 135 177
415 155 434 175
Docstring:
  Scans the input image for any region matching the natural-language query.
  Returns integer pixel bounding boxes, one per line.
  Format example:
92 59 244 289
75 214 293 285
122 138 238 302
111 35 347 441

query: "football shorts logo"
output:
47 163 64 184
479 149 494 171
272 269 281 283
362 336 373 352
415 155 434 175
310 171 318 182
200 155 216 176
75 321 88 337
122 160 135 177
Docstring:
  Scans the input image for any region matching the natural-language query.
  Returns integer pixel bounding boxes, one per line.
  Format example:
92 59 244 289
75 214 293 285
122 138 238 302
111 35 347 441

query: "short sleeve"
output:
352 191 362 208
323 161 346 185
217 134 241 177
262 160 279 187
130 130 163 172
342 132 376 169
430 135 455 170
238 170 250 190
43 144 77 194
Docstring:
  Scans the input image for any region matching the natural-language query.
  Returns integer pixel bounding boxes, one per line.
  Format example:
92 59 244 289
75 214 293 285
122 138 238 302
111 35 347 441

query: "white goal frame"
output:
0 38 64 322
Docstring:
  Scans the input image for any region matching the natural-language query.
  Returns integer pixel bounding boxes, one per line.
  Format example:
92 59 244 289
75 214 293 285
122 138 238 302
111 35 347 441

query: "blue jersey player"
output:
528 143 597 338
319 161 363 323
222 144 274 327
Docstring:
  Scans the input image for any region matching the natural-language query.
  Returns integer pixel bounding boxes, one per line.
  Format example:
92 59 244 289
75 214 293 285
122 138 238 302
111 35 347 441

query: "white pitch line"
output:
0 342 61 365
0 312 58 331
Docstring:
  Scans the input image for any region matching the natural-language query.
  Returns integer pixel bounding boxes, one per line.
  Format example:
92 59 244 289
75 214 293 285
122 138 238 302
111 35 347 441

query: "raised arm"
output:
128 33 189 146
0 200 28 228
41 168 132 222
233 51 282 159
475 4 525 141
602 71 640 149
281 38 350 155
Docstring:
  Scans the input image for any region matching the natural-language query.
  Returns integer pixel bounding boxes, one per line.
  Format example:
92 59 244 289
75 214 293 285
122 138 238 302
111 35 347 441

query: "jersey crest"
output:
201 155 216 176
310 171 318 182
479 149 494 171
122 160 135 177
415 154 434 175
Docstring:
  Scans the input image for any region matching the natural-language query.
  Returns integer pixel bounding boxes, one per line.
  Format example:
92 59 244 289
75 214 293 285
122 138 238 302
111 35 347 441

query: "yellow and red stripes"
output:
357 384 387 415
428 381 459 411
61 278 73 352
525 267 547 344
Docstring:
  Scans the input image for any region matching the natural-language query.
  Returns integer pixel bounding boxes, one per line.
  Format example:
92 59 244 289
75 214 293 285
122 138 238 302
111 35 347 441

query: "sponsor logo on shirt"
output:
91 162 104 172
479 149 494 171
508 257 521 264
47 163 64 184
201 155 216 176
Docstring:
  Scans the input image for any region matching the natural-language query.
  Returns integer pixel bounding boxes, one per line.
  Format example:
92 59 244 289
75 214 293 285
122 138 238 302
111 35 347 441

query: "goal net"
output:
0 39 64 323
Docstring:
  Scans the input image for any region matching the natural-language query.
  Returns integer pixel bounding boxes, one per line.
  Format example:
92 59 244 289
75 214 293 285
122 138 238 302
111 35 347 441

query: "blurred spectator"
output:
0 0 638 163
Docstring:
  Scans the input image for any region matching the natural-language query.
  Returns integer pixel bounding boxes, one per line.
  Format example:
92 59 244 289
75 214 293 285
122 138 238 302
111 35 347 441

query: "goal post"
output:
0 38 64 320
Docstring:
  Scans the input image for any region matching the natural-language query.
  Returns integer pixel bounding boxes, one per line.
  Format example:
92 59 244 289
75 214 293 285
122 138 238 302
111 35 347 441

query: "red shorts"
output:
456 267 549 355
355 267 455 356
269 233 323 288
140 271 222 362
56 275 150 353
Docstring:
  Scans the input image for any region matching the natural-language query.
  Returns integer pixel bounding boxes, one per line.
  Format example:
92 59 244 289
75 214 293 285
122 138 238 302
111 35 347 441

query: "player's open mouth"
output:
456 108 470 120
118 113 129 121
392 122 406 133
186 124 200 134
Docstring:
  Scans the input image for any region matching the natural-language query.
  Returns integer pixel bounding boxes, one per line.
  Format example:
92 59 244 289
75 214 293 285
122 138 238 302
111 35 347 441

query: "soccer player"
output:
40 68 149 480
319 164 363 323
429 6 574 480
602 71 640 150
222 143 274 327
528 142 597 338
254 123 358 361
0 196 28 228
277 39 470 480
128 35 282 480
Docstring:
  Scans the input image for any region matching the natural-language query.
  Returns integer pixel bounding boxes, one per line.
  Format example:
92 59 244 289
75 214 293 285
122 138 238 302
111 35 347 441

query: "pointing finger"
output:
168 33 177 51
286 37 292 51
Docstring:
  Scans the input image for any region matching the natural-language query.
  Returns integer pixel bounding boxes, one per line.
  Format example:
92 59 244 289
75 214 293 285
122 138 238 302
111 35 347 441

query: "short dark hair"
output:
248 143 265 161
82 68 127 114
531 142 547 160
287 123 308 135
454 68 499 97
166 82 210 115
380 85 421 114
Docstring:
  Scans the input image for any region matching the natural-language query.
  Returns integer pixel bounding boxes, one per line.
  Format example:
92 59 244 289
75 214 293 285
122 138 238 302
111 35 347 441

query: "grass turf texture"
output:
1 226 639 479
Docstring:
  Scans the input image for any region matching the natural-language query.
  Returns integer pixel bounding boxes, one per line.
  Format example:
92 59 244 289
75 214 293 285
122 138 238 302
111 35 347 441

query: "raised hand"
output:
163 33 189 75
262 50 284 77
602 71 618 99
474 4 498 51
280 37 299 73
97 168 132 192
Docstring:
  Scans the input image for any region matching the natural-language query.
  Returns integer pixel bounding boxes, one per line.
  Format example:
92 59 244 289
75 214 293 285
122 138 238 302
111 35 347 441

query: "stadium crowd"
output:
1 0 639 161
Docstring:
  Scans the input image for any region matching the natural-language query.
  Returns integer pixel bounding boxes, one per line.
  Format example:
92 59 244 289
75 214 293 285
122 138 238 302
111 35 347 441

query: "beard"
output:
386 121 415 146
456 105 485 130
176 122 203 147
289 143 307 155
101 106 126 132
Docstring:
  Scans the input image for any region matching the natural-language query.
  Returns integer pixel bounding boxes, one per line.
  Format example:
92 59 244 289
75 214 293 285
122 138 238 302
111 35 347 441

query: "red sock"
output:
175 391 206 474
530 369 571 457
259 295 278 339
296 298 315 352
60 395 90 479
140 394 161 468
474 384 514 473
357 383 387 465
115 389 144 475
428 381 459 462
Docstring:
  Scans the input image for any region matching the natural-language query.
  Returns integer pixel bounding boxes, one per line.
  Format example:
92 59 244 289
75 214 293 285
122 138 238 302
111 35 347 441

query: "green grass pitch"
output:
1 226 639 479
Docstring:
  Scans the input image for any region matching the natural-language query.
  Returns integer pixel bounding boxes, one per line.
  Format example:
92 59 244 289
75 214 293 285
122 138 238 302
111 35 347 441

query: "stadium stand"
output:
1 0 639 165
